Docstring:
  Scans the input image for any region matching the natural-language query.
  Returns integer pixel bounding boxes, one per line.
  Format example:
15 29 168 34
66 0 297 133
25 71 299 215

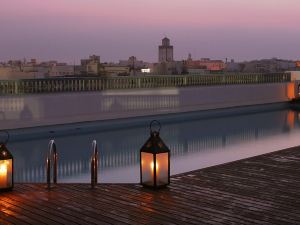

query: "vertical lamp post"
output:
140 120 170 188
0 131 13 192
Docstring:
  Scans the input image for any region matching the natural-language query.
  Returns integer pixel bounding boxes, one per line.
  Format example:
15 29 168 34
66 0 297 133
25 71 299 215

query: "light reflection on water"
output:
7 108 300 183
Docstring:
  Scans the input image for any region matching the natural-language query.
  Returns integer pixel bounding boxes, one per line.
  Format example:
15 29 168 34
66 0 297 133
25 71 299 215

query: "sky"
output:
0 0 299 63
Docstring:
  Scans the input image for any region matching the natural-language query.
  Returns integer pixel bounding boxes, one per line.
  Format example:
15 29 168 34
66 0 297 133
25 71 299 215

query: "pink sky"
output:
0 0 299 63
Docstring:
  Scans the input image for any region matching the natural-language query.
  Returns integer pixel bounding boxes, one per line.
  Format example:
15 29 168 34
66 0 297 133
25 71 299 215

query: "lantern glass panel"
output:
156 153 169 186
141 152 154 186
0 159 12 189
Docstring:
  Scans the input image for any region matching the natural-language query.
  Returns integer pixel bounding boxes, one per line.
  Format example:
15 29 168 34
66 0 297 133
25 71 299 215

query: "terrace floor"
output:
1 146 300 224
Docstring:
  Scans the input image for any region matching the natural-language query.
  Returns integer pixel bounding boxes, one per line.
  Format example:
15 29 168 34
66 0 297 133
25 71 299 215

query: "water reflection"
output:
1 82 289 131
0 90 181 130
8 108 300 183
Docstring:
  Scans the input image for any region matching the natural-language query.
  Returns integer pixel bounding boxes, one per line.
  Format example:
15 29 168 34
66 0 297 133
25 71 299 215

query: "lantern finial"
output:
0 130 10 145
150 120 161 135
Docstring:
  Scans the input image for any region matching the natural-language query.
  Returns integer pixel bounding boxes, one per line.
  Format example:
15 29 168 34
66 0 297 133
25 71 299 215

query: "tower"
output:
159 37 174 63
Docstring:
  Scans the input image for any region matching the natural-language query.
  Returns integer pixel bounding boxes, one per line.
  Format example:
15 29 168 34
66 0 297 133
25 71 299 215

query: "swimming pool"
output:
7 104 300 183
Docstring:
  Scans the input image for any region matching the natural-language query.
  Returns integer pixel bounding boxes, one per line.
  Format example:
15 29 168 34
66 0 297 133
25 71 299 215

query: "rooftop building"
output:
184 54 225 72
80 55 102 76
159 37 174 63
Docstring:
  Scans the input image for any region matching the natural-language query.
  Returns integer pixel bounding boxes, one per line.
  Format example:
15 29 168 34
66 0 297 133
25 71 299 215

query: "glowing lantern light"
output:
0 131 13 192
140 120 170 188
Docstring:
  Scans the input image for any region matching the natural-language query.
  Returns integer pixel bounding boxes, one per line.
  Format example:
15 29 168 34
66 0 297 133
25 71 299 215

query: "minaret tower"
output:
158 37 174 63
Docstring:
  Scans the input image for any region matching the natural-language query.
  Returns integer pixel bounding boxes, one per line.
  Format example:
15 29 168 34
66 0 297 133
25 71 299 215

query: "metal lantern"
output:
0 131 13 192
140 120 170 188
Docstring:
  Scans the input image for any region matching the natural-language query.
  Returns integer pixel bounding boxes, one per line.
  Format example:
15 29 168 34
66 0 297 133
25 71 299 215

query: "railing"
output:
91 140 99 188
0 73 291 95
46 140 58 189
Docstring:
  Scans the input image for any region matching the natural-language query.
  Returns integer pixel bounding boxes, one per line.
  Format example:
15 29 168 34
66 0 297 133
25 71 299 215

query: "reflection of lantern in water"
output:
287 110 295 129
140 121 170 188
0 143 13 192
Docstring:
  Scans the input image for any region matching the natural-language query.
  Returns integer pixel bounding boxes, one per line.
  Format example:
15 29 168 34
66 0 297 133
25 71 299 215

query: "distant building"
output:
0 59 74 79
296 61 300 69
119 56 147 68
225 59 241 72
80 55 102 75
103 65 130 76
119 56 151 75
47 64 74 77
7 60 23 67
22 61 74 78
81 55 100 65
241 58 296 73
159 37 174 63
153 37 183 75
225 58 297 73
183 54 225 74
0 66 35 80
153 61 183 75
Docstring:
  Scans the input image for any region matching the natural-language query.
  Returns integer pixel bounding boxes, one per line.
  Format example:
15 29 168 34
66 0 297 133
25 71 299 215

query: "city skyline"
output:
0 0 299 63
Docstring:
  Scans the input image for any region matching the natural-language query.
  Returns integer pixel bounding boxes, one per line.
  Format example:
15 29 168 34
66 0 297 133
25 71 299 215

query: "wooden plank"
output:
15 185 126 225
1 146 300 224
7 188 100 225
61 184 186 225
0 202 37 225
107 184 251 225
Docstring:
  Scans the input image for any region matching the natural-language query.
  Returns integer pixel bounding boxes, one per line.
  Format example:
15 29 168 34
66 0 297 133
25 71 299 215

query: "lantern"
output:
140 120 170 188
0 131 13 191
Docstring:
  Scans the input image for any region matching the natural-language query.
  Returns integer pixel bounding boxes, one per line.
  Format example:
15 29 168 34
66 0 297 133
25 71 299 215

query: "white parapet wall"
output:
290 71 300 81
0 83 292 130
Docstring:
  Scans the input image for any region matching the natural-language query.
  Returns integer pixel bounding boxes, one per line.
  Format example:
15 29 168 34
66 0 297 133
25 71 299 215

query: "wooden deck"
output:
1 146 300 224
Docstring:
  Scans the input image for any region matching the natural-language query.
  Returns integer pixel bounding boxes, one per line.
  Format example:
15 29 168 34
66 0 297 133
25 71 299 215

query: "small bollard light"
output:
140 120 170 188
0 131 13 192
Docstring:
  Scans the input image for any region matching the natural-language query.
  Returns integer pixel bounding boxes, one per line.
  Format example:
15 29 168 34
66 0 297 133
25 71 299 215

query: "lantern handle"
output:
150 120 161 133
0 130 10 145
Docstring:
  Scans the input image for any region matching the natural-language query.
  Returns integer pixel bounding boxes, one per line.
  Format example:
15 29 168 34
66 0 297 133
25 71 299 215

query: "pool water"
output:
7 107 300 183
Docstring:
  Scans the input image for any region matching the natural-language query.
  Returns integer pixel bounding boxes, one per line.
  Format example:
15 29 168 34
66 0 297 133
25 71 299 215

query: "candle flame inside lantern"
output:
150 161 159 172
0 162 8 175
